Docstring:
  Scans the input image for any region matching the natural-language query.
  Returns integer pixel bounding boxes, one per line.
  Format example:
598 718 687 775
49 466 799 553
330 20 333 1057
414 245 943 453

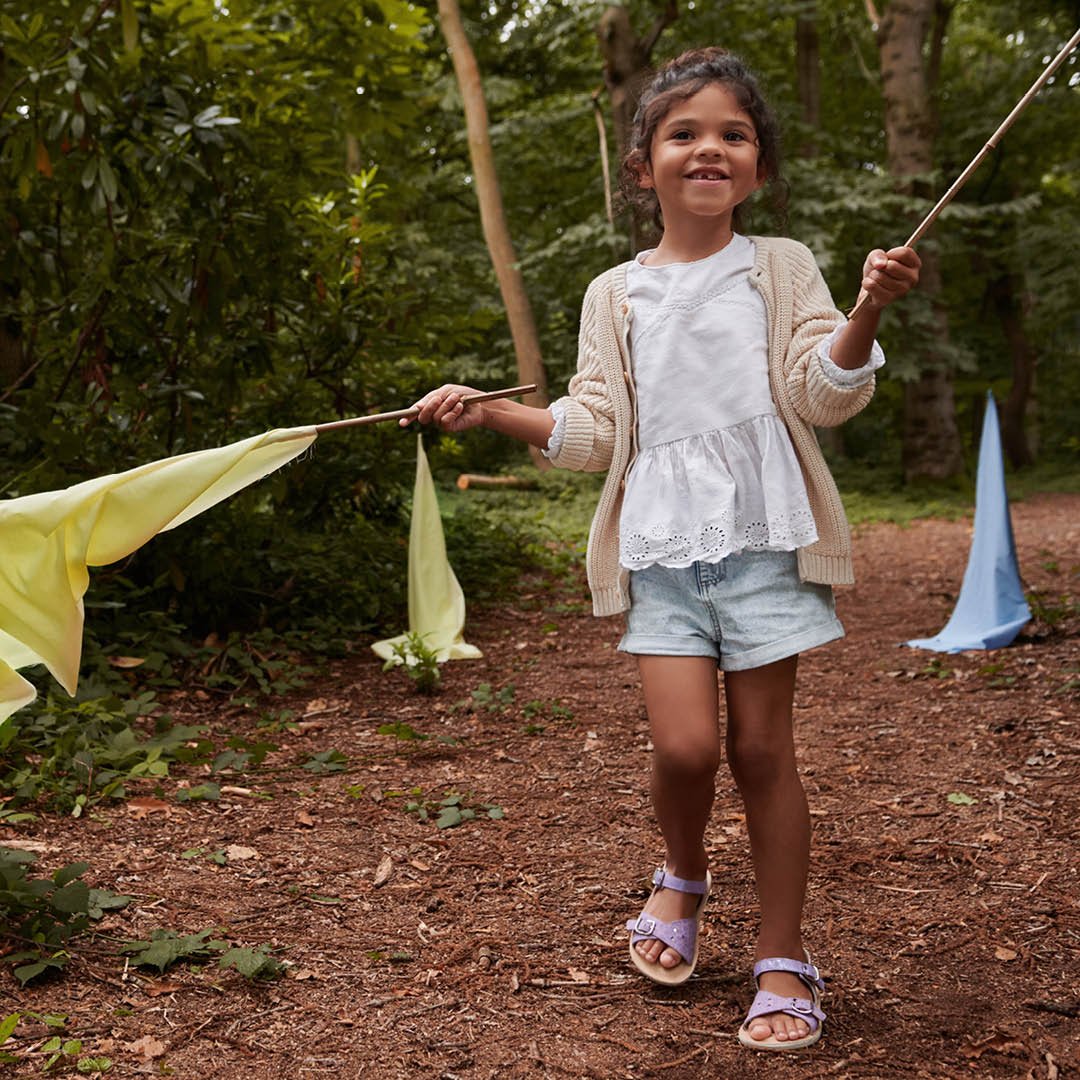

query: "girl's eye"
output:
724 131 749 143
671 130 694 141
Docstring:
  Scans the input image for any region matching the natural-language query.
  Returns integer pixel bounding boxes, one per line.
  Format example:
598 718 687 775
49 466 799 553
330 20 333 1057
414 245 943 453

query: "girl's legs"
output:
724 655 813 1043
633 655 722 970
632 651 816 1042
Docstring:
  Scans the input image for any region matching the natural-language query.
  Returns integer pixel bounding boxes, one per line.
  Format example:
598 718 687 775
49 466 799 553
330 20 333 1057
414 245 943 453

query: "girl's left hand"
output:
858 246 921 309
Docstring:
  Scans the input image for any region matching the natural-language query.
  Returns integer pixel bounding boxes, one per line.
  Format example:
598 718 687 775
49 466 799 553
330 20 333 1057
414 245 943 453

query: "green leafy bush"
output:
0 692 208 814
0 849 132 985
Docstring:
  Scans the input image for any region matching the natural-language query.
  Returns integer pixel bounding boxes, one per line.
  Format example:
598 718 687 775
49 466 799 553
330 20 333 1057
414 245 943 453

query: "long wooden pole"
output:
849 26 1080 319
314 384 537 433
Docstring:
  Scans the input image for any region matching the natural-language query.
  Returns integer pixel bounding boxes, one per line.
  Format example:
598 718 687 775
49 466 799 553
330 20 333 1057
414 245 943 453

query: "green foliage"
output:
302 748 348 774
174 781 220 802
403 791 505 829
381 631 441 693
0 1011 18 1067
0 849 132 984
120 928 282 978
1026 588 1080 630
466 682 517 714
0 0 431 638
522 698 574 725
0 691 208 813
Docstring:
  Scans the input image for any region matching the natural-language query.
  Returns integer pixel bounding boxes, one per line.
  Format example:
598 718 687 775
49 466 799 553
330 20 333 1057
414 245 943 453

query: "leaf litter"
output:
1 492 1078 1077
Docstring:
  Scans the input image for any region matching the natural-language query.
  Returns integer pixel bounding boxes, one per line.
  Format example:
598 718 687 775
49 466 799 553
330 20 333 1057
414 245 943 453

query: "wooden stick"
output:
848 26 1080 320
456 473 537 490
313 384 537 433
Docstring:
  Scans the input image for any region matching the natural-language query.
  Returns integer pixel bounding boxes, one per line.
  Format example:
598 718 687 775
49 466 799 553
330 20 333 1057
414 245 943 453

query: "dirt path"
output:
3 493 1078 1079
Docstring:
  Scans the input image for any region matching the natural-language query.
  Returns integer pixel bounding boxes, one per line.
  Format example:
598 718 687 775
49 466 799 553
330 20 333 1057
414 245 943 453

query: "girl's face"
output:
638 83 765 233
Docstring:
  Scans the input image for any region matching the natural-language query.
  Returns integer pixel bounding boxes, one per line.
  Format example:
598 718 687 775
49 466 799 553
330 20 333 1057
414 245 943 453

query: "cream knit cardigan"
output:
546 236 875 617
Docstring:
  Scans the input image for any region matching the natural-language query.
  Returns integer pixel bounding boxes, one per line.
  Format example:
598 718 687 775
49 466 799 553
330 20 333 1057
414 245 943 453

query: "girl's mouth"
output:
685 169 729 182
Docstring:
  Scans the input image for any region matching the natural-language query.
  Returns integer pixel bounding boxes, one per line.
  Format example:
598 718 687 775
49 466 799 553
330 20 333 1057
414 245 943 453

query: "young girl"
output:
407 48 919 1051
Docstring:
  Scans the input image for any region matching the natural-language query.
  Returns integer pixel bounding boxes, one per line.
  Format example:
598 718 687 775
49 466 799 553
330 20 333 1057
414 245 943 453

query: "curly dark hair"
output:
618 47 787 237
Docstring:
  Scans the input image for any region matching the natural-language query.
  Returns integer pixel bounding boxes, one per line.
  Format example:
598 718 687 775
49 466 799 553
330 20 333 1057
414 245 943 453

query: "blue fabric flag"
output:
906 393 1030 653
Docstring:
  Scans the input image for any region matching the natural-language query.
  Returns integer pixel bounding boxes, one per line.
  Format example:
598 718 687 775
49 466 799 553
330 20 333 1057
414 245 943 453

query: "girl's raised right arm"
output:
403 384 556 449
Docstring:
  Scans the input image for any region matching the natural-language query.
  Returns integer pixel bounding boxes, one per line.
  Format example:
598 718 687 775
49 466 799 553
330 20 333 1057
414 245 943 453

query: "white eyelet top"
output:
616 235 877 570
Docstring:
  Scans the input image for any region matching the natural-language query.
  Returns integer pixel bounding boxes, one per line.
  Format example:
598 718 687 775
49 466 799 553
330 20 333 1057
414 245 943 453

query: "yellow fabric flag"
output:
0 426 316 727
371 435 481 666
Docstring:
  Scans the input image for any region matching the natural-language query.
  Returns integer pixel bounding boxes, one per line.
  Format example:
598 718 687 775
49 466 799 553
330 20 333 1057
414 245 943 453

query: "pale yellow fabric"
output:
0 426 316 726
372 436 481 666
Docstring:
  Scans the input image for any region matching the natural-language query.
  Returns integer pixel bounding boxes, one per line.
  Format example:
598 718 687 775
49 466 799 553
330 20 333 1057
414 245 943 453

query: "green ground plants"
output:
0 849 133 985
380 631 442 694
402 791 505 830
120 928 282 980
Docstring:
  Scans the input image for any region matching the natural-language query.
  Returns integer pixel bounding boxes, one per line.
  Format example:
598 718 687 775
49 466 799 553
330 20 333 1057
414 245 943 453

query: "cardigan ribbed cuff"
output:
797 548 855 587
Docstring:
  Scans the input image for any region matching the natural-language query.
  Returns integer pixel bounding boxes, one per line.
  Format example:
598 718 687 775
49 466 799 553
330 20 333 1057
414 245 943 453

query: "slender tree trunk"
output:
876 0 964 482
436 0 549 428
989 270 1037 467
597 2 678 253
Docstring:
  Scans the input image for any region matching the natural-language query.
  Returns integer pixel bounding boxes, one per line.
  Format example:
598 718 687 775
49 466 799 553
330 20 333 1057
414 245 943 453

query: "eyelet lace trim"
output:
622 508 818 569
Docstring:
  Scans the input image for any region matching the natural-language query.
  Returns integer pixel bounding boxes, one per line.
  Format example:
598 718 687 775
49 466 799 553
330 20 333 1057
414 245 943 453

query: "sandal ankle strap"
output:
652 867 709 895
752 956 824 990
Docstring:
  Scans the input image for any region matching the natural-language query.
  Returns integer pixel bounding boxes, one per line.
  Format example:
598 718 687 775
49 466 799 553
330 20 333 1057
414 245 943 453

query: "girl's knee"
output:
726 732 794 789
653 737 721 783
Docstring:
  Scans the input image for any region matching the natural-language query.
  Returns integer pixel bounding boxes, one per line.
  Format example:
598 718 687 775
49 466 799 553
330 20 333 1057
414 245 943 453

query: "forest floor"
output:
2 491 1078 1080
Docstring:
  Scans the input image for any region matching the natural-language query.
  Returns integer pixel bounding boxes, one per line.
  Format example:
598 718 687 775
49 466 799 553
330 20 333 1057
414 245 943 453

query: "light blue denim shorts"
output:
618 549 844 671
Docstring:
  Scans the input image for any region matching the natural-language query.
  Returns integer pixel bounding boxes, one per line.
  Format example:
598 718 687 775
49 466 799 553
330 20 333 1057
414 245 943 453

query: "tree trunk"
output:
597 2 678 253
876 0 964 482
436 0 549 431
989 270 1037 467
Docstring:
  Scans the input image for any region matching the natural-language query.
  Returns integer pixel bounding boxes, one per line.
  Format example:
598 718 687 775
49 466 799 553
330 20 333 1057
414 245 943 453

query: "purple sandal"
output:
737 955 826 1051
626 867 711 986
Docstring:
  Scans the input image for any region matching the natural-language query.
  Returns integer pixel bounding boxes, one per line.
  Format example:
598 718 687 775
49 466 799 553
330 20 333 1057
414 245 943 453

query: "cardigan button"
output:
621 303 629 314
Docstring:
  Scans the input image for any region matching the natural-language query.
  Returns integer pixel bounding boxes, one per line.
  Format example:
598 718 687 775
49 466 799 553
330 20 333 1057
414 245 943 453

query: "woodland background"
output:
2 0 1078 651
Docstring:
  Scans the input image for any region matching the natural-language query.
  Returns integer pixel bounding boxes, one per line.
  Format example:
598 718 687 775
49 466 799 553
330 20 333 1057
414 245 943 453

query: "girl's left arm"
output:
784 243 919 427
829 247 921 370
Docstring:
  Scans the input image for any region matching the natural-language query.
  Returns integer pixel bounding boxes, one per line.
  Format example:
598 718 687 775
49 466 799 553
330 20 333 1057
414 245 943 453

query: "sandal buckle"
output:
634 917 657 935
791 998 812 1014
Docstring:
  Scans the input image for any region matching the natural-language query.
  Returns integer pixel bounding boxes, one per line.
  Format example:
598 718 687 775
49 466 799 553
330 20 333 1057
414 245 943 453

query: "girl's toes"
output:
636 940 661 964
779 1016 809 1042
747 1018 772 1042
659 946 683 969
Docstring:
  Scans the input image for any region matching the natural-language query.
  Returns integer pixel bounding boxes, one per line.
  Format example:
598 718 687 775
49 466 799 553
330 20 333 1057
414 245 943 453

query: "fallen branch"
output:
456 473 537 490
654 1042 711 1070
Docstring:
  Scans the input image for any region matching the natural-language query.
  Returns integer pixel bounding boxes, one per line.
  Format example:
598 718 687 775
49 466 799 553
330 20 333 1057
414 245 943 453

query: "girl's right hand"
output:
401 384 486 432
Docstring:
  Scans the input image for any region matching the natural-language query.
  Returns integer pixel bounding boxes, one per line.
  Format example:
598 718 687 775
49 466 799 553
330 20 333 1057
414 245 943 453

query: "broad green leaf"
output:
217 946 278 978
0 1014 19 1044
50 881 91 914
97 158 118 202
76 1058 112 1073
947 792 977 806
53 862 89 888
